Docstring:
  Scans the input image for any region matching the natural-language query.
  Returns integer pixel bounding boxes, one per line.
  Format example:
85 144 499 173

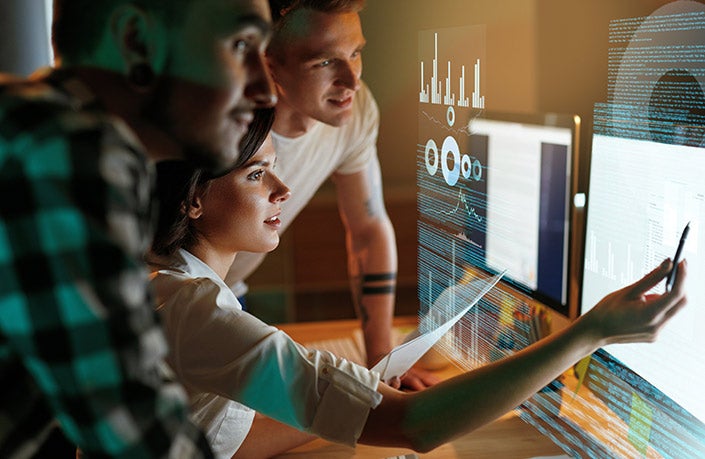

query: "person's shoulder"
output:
1 78 147 182
0 76 71 133
1 79 149 186
1 72 73 118
1 73 143 156
151 265 221 309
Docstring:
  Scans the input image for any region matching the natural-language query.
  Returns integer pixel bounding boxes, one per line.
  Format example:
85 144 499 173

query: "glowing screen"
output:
527 2 705 457
582 135 704 422
469 116 573 312
417 2 705 457
417 26 575 320
576 1 705 456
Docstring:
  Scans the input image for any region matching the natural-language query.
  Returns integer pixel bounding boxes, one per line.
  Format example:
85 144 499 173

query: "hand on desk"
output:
395 367 442 391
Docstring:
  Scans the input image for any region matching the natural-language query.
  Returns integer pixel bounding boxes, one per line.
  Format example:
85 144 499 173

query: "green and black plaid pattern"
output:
0 71 212 458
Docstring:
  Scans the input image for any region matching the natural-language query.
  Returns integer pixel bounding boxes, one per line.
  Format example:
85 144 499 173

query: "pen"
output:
666 221 690 292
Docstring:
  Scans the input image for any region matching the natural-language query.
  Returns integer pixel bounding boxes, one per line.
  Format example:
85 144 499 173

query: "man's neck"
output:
272 100 317 138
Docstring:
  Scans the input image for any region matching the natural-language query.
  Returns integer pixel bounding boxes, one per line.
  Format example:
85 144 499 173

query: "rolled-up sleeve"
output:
153 277 381 447
309 354 382 445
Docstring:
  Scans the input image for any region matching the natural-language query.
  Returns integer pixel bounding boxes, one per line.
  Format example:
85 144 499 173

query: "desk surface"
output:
275 317 566 459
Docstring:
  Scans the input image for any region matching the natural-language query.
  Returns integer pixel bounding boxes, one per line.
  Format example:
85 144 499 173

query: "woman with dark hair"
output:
153 107 278 258
149 110 688 458
150 108 317 458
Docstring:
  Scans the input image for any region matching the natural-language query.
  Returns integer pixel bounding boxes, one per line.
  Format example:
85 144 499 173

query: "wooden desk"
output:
275 317 566 459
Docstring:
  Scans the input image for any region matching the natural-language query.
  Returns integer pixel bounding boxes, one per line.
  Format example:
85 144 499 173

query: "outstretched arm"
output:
234 414 316 458
359 259 688 452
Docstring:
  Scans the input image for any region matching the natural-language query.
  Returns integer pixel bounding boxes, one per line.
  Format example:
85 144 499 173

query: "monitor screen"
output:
415 4 705 458
495 130 705 459
513 2 705 455
418 110 579 320
418 111 579 319
581 132 705 423
466 113 579 316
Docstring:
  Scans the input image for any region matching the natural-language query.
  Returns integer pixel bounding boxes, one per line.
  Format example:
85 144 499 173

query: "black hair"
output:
151 107 276 257
52 0 190 61
232 106 276 170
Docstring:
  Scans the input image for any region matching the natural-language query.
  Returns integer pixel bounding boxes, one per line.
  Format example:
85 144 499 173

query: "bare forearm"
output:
348 223 397 366
360 259 688 451
235 414 317 458
333 163 399 367
406 319 595 450
360 318 596 451
358 282 395 366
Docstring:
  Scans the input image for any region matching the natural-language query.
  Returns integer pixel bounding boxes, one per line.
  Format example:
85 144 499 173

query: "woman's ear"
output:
186 196 204 220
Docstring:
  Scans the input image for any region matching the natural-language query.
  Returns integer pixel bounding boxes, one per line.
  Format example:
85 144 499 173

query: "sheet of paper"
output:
372 270 506 382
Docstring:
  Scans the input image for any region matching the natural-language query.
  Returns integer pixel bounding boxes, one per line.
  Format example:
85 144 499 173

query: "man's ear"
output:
265 52 286 96
109 4 167 76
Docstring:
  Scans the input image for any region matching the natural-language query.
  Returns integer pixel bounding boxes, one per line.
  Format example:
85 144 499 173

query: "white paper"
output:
372 270 506 382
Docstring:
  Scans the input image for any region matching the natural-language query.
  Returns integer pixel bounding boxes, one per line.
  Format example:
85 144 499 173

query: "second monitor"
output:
466 111 581 317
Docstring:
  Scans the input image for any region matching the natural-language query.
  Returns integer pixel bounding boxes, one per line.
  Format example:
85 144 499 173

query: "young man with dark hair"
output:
0 0 276 456
225 0 440 391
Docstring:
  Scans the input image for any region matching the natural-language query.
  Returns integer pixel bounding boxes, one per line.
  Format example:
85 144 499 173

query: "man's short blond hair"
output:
267 0 365 61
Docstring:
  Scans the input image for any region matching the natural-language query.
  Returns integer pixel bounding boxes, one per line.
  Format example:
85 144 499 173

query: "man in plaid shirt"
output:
0 0 276 457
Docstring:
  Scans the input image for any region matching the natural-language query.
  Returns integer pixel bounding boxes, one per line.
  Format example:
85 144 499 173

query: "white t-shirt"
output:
149 249 382 458
225 82 380 294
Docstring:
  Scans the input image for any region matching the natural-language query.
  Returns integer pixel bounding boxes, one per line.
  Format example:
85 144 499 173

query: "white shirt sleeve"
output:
335 82 380 175
153 274 382 447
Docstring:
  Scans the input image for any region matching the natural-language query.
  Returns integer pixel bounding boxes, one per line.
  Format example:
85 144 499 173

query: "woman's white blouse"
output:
149 249 382 458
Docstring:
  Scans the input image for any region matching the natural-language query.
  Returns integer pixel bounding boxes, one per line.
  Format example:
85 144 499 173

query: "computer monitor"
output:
417 108 580 374
460 111 581 317
419 112 580 316
579 129 705 455
418 111 580 319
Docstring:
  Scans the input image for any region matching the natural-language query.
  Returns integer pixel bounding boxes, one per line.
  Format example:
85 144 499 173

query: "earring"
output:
127 62 156 90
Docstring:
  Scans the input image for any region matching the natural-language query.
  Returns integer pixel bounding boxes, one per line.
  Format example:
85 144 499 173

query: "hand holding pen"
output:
666 222 690 292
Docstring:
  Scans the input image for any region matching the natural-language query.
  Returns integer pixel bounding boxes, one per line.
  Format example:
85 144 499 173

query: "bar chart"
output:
419 27 486 109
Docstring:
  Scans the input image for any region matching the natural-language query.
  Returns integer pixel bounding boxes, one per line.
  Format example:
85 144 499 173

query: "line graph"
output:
420 109 484 137
425 188 484 223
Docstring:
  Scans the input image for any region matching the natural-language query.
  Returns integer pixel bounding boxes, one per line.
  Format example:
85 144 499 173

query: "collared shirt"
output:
0 69 212 458
149 249 382 457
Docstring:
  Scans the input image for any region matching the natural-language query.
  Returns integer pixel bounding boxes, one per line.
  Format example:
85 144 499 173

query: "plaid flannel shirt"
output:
0 69 213 458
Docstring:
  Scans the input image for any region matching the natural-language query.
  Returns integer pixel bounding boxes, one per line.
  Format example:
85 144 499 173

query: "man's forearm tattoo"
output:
361 272 397 295
352 272 397 325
